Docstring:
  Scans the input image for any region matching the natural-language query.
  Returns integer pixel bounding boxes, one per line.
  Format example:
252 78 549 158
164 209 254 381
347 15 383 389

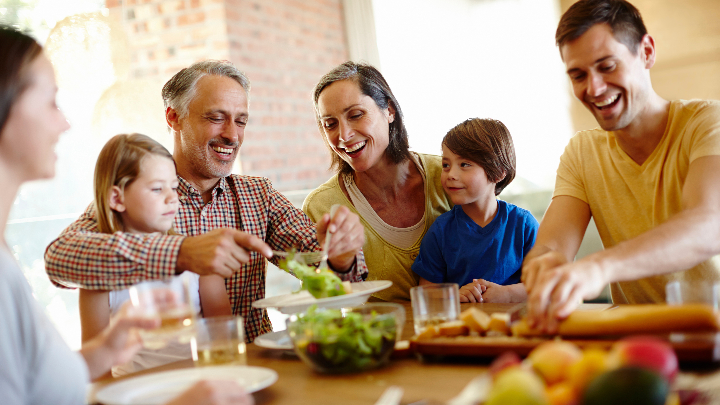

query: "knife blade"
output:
507 302 528 323
446 373 490 405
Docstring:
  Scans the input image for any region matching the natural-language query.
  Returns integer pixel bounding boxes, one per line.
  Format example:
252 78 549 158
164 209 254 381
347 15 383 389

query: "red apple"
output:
609 336 678 383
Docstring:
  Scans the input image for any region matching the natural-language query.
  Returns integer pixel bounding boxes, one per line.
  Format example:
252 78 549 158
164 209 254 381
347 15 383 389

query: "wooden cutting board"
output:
408 303 720 363
411 334 720 362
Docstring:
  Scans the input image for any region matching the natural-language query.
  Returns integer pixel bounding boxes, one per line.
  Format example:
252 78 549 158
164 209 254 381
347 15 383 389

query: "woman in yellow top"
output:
304 62 452 301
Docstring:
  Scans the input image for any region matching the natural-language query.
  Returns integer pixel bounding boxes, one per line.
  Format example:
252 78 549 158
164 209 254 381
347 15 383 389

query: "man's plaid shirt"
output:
45 175 368 342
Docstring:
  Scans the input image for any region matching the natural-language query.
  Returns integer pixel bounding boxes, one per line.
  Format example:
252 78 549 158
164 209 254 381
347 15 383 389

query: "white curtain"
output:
342 0 382 68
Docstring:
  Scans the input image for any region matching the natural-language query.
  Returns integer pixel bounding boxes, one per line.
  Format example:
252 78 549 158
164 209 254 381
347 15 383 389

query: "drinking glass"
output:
129 277 195 349
666 280 720 343
410 283 461 335
666 280 720 310
191 316 247 366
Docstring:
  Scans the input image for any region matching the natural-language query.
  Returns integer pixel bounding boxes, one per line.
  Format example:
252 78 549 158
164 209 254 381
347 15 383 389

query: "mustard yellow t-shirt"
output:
303 153 452 301
554 99 720 304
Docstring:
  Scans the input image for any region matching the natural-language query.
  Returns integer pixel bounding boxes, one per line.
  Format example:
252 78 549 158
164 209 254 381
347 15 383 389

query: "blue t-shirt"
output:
411 200 538 286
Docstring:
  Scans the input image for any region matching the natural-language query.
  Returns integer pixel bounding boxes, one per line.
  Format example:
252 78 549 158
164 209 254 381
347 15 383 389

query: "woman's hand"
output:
79 302 159 380
317 205 365 271
166 381 254 405
459 281 487 303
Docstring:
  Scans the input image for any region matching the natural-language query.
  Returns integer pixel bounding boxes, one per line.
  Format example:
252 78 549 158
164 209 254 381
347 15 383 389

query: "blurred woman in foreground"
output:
0 26 251 405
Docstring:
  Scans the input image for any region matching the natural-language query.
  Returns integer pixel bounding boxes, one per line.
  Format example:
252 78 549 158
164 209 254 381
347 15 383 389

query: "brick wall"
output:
105 0 348 191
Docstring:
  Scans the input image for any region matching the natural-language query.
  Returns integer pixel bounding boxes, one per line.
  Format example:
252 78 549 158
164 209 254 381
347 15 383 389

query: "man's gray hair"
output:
161 60 251 119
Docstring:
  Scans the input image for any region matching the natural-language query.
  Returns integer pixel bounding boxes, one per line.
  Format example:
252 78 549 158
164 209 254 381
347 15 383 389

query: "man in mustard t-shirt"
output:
523 0 720 331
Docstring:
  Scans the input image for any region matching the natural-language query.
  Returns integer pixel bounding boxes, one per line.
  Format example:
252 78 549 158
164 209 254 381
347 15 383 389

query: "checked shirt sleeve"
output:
44 206 184 290
264 183 368 282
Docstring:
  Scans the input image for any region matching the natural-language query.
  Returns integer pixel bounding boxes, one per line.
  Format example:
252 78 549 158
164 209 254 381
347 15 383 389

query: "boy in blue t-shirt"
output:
411 118 538 303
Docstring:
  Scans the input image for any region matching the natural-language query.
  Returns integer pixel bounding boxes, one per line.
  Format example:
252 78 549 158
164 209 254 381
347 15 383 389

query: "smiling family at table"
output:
45 60 369 347
2 0 720 403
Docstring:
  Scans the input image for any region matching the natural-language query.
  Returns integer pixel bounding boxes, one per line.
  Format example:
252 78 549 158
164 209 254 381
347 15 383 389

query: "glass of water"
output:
129 277 196 349
410 283 461 335
191 316 247 366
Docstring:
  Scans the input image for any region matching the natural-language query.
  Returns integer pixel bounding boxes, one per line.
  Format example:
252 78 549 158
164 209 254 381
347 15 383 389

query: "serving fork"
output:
271 203 341 270
317 204 340 270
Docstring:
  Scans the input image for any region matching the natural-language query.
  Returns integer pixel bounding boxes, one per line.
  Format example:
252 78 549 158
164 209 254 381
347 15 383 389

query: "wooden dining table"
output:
88 302 720 405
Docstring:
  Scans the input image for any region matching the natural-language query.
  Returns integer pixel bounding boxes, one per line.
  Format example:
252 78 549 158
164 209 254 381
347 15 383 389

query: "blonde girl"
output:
79 133 232 377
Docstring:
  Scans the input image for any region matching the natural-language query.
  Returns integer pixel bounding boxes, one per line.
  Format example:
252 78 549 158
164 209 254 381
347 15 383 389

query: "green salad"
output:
288 305 397 372
278 253 349 299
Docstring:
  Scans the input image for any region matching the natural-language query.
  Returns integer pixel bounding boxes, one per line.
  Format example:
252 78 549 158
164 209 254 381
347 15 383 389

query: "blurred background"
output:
3 0 719 349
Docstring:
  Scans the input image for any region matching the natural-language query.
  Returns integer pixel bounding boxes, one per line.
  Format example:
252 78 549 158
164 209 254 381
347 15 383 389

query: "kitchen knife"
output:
507 302 528 324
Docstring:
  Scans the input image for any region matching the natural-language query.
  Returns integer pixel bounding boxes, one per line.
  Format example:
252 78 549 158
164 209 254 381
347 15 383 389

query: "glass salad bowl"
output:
286 303 405 373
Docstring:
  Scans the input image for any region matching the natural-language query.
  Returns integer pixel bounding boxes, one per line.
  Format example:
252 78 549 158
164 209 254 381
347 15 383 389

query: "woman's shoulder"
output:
302 174 344 217
0 250 28 302
415 153 443 171
415 152 446 187
303 175 342 203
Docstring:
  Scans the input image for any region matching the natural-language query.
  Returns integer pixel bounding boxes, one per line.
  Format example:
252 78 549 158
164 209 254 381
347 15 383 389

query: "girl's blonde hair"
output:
94 133 174 234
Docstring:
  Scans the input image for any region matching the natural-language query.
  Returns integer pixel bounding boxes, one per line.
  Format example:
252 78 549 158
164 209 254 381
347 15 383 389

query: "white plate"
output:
254 330 293 351
252 280 392 314
95 366 278 405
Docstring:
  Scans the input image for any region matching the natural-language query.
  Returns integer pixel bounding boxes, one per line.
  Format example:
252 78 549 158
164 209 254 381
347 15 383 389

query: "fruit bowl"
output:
286 303 404 373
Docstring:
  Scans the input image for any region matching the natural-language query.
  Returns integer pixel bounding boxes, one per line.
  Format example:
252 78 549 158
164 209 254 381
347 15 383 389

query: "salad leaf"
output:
278 251 348 299
289 305 397 372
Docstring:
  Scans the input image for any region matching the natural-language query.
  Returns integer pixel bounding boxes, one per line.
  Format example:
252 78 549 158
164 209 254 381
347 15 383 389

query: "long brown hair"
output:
0 26 42 136
94 133 174 234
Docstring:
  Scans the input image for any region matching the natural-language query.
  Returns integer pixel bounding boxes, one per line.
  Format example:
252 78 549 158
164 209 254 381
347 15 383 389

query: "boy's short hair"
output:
443 118 516 196
556 0 647 56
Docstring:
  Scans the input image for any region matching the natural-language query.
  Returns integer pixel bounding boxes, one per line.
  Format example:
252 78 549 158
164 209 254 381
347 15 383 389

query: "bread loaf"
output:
488 313 511 335
460 307 492 333
512 304 720 337
437 320 470 337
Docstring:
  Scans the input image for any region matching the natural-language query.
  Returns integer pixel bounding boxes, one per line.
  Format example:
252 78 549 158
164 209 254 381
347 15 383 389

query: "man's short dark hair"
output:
556 0 647 55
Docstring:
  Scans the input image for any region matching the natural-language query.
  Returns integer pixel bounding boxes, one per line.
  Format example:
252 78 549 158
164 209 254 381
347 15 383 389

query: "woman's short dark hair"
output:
0 26 42 135
556 0 647 55
443 118 516 196
313 62 410 176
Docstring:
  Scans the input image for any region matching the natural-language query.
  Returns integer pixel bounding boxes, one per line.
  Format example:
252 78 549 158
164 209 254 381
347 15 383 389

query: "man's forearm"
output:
523 244 554 266
45 230 182 290
582 206 720 283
